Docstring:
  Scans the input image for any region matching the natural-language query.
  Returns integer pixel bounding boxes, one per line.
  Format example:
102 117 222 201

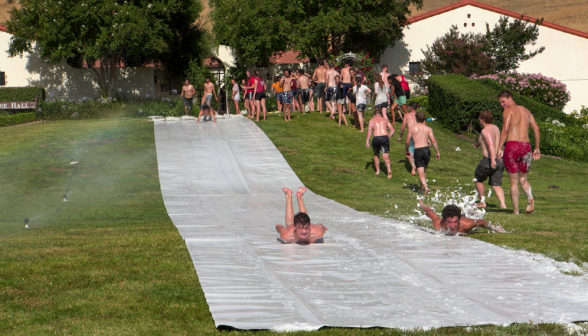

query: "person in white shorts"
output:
353 76 371 132
231 78 241 115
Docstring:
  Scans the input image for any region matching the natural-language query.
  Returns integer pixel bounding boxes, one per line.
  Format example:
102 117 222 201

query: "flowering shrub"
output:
537 117 588 162
469 72 570 110
330 52 375 87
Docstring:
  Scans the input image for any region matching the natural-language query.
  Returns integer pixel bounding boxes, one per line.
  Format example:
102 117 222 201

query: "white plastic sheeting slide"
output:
154 118 588 331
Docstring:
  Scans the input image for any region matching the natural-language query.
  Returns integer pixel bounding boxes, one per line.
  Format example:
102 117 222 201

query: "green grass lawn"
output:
0 117 583 335
257 111 588 266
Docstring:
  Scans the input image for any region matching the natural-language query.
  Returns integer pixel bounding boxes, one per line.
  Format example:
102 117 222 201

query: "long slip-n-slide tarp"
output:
154 117 588 331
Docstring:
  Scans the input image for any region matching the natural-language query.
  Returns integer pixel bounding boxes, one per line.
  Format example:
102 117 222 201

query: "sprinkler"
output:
63 194 67 202
24 218 29 228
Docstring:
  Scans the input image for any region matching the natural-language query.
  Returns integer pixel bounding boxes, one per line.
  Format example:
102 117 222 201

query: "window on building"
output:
472 22 476 27
464 23 467 27
409 62 421 75
467 14 471 18
0 72 5 86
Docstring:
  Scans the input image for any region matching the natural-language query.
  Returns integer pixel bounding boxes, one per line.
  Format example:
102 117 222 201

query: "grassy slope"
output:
0 118 578 335
257 112 588 265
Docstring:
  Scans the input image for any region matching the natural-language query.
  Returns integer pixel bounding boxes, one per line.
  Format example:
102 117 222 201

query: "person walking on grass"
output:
312 60 327 114
341 61 353 115
297 69 310 114
472 110 507 209
397 102 418 176
244 70 256 119
366 108 395 178
276 187 328 244
241 79 249 116
406 111 440 194
374 74 390 119
379 64 390 91
231 78 241 115
325 63 339 119
253 70 267 121
335 75 348 126
201 76 219 116
353 75 370 132
280 69 294 122
180 79 195 116
272 76 284 114
496 90 541 214
388 75 408 124
308 80 316 112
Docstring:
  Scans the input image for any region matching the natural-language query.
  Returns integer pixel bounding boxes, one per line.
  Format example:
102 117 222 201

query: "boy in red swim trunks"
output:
497 91 541 215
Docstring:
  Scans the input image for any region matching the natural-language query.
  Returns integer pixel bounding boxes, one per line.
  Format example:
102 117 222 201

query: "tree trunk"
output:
90 53 122 98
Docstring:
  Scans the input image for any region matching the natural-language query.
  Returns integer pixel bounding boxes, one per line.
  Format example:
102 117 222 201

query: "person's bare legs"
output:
358 111 365 132
508 172 520 214
382 107 388 120
283 104 290 121
475 182 487 208
254 100 261 121
309 94 315 112
296 187 308 214
338 104 348 126
277 99 282 113
400 104 408 119
328 102 336 118
383 153 392 179
318 97 323 114
261 98 267 121
492 185 507 209
374 155 381 175
417 167 429 194
233 100 240 114
390 102 398 124
283 187 294 227
409 153 416 176
518 172 534 214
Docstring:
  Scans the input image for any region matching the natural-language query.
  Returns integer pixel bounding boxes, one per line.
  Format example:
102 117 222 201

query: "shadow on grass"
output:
397 158 413 174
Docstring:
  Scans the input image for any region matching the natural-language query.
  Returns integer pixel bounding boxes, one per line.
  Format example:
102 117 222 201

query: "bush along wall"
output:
427 74 574 133
0 87 46 103
0 112 37 127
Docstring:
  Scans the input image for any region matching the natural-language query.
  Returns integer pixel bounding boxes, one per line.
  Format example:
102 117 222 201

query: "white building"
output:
0 24 155 101
380 0 588 114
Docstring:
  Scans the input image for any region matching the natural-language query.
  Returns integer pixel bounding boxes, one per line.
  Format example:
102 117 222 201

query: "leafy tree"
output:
421 26 496 78
485 16 545 73
6 0 205 98
210 0 422 66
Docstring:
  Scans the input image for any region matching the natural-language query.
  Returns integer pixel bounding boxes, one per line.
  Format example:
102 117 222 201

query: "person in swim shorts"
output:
472 110 507 209
275 187 328 244
280 69 294 121
325 62 339 118
497 90 541 214
202 76 218 116
297 69 310 113
272 76 283 113
419 200 505 234
334 75 348 126
180 79 195 115
197 104 217 123
312 60 327 114
353 76 371 132
366 108 395 178
397 102 418 176
406 111 440 194
230 78 241 115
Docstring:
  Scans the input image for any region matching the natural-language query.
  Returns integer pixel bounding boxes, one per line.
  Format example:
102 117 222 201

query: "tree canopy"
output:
210 0 422 66
485 16 545 73
6 0 206 97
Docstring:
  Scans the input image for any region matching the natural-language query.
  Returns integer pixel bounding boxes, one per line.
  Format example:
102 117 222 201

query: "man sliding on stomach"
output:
419 200 505 234
496 90 541 214
275 187 328 244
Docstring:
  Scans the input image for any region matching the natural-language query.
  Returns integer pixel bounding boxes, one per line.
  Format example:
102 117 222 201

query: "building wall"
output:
0 31 155 101
380 5 588 113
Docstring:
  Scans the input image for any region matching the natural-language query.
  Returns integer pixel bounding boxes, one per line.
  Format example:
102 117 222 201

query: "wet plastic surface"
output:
154 118 588 331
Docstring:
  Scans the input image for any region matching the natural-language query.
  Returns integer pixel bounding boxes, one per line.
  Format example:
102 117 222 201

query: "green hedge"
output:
0 112 38 127
427 75 573 133
0 87 46 103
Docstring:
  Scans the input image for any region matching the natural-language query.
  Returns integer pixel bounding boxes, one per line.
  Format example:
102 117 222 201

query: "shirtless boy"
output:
201 77 219 116
497 90 541 214
419 200 505 234
280 70 294 121
297 69 310 114
325 63 339 118
397 102 418 175
406 112 440 194
366 108 395 178
341 61 352 115
471 110 507 209
180 79 195 115
379 64 390 90
312 60 327 114
196 104 217 123
275 187 328 244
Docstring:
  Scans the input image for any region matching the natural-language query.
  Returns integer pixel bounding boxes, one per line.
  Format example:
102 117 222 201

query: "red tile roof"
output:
270 51 310 64
407 0 588 39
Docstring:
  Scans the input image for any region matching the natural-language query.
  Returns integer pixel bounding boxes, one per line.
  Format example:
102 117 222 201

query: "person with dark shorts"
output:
312 60 328 114
353 76 371 132
366 108 395 178
180 79 196 115
497 90 540 214
334 75 348 126
472 110 507 209
272 76 283 113
406 112 440 194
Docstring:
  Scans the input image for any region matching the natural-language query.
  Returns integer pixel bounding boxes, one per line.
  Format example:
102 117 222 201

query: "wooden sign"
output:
0 95 38 110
